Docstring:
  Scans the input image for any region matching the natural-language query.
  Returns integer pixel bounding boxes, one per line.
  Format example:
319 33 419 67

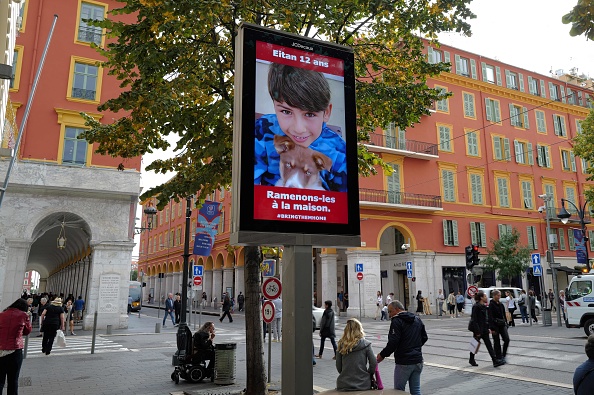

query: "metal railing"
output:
545 206 592 223
366 133 438 156
72 88 97 101
77 27 103 45
359 188 442 208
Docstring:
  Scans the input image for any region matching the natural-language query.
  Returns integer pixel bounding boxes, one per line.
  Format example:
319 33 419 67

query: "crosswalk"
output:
25 335 128 357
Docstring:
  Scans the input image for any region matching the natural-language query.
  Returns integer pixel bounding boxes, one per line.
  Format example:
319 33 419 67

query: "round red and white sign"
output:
262 277 282 300
193 276 203 286
262 300 275 324
467 285 478 297
356 272 364 281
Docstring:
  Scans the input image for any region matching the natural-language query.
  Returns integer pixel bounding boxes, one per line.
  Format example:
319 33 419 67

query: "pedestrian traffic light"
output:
472 244 480 266
465 245 473 270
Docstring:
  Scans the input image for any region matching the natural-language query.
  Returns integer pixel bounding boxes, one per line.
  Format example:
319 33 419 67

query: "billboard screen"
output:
232 24 360 247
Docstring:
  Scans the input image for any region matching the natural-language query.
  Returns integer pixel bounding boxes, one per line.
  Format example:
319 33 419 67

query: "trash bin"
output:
542 308 552 326
214 343 236 385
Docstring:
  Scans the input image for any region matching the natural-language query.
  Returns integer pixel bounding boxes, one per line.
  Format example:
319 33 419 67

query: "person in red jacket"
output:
0 298 32 395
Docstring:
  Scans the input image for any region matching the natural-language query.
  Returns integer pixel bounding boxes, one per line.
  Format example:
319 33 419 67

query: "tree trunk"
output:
244 245 267 395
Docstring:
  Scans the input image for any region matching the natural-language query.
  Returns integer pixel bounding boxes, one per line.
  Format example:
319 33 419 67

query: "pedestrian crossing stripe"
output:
26 336 128 357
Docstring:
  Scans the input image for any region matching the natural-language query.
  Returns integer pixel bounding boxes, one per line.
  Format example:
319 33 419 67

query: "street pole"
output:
541 195 561 326
559 199 591 272
175 196 192 360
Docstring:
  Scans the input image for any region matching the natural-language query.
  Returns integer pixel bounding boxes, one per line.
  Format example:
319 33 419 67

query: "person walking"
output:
162 293 175 328
271 297 282 342
73 296 84 325
36 297 48 337
64 300 75 336
237 292 245 312
518 290 528 324
573 335 594 395
548 289 556 312
127 295 132 315
468 291 501 367
335 318 376 391
174 294 181 325
505 291 516 327
488 290 510 363
0 298 32 395
316 300 337 359
202 292 208 308
40 297 65 355
455 291 465 316
437 289 445 316
415 291 424 315
447 292 456 318
375 291 383 320
559 290 567 321
528 290 538 323
220 294 233 323
377 300 427 395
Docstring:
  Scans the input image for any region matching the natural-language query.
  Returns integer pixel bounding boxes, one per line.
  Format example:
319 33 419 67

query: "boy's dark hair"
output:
268 64 331 112
5 298 28 312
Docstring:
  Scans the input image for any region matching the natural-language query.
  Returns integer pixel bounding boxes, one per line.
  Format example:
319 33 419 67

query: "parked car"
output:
477 287 541 316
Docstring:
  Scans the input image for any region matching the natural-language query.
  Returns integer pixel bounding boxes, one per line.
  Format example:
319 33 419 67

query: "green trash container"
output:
214 343 236 385
542 308 552 326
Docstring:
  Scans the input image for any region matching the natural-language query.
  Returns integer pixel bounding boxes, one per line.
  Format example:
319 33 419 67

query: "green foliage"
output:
130 270 138 281
481 229 531 282
572 108 594 203
562 0 594 40
81 0 475 207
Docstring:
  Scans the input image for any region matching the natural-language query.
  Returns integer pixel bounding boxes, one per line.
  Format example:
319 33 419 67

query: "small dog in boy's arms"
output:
274 135 332 190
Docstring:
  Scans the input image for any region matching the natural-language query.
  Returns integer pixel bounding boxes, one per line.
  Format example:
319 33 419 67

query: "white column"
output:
222 268 234 296
234 266 245 297
320 253 338 312
172 272 182 295
212 269 222 307
203 270 213 302
0 239 31 309
345 250 381 318
165 273 173 296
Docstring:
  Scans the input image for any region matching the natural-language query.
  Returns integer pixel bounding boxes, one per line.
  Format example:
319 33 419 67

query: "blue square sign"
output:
407 269 413 279
193 265 204 276
406 261 413 270
531 253 541 266
355 264 364 272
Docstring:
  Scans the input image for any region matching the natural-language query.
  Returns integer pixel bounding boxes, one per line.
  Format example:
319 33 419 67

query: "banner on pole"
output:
193 201 222 256
574 228 588 265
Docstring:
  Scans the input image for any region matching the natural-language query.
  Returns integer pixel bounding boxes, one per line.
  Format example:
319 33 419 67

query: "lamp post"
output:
539 194 561 327
135 206 156 317
557 198 590 272
176 196 193 361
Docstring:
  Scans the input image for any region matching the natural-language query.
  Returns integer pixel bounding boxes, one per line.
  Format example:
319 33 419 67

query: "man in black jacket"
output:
377 300 428 395
488 290 510 363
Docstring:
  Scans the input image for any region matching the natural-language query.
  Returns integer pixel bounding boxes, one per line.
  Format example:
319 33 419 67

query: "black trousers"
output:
475 333 496 361
220 310 233 322
42 325 58 355
492 326 510 359
0 349 23 395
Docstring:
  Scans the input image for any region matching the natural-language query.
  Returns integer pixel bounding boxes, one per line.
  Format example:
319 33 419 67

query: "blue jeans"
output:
163 310 175 326
394 363 423 395
519 305 528 323
318 336 337 357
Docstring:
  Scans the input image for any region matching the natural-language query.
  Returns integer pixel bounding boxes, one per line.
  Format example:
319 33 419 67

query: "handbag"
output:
505 311 512 322
468 337 480 354
467 319 478 333
374 364 384 390
370 373 377 390
56 329 67 348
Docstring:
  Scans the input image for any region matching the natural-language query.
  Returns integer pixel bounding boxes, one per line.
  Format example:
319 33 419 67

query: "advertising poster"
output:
193 201 221 256
253 41 348 224
574 228 588 264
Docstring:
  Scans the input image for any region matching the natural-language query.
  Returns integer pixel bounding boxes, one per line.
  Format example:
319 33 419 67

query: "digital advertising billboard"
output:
231 23 360 247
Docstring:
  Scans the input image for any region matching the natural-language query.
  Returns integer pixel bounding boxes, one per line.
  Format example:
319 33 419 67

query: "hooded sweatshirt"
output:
379 311 428 365
335 338 377 391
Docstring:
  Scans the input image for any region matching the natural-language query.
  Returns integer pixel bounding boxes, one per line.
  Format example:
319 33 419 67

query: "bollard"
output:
91 311 98 354
23 334 29 359
155 322 161 333
106 324 112 335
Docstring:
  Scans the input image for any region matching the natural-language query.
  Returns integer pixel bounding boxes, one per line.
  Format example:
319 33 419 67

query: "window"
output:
496 176 510 207
17 0 28 32
560 149 576 172
62 127 89 165
179 200 183 217
565 185 577 214
25 272 29 277
465 131 479 157
549 82 560 101
165 206 170 223
521 179 534 209
176 227 181 246
568 229 576 251
149 238 152 254
543 183 556 217
567 88 575 105
509 104 529 128
384 123 406 150
553 115 567 137
387 163 402 204
505 70 518 90
470 222 487 247
441 169 456 202
218 209 225 233
67 57 102 102
463 92 475 118
590 230 594 252
536 144 552 168
220 186 225 200
498 224 513 238
535 110 546 133
576 120 583 135
437 125 453 152
527 226 538 250
493 136 510 161
442 219 459 246
427 47 444 64
552 228 566 250
435 86 449 113
528 76 541 96
469 172 484 205
77 1 105 46
170 230 175 246
9 46 23 91
481 62 501 85
485 98 501 123
455 55 470 77
23 279 28 285
513 140 533 165
582 158 590 174
159 234 162 250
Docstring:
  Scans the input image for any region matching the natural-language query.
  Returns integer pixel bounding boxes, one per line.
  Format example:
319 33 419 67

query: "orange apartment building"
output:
0 1 141 329
137 44 593 316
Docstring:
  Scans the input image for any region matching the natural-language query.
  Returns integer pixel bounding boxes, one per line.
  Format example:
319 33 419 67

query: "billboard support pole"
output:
282 245 313 395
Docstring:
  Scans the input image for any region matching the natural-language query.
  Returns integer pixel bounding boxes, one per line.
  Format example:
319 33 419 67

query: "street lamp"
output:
557 198 590 271
135 206 157 234
176 196 193 362
538 194 561 327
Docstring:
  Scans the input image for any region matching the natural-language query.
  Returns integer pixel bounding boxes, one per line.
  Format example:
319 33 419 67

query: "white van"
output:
477 287 541 317
565 273 594 336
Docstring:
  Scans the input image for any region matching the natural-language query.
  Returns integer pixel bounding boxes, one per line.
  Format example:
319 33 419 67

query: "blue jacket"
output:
254 114 347 192
379 312 428 365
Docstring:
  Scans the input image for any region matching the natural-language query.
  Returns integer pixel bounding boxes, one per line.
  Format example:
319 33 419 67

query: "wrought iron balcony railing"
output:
366 133 438 156
360 188 442 209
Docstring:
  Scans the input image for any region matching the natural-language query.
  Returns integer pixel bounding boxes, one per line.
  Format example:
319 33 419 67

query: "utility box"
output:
214 343 236 385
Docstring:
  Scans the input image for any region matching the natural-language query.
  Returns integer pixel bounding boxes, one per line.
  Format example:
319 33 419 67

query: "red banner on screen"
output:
254 185 348 224
256 41 344 78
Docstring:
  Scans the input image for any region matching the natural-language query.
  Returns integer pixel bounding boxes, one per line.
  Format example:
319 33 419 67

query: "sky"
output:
133 1 594 254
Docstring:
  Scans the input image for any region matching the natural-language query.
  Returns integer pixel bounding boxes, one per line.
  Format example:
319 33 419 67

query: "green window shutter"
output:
567 88 574 104
463 93 475 118
480 223 487 247
527 143 534 165
503 138 510 161
553 115 560 135
398 127 406 149
560 117 566 136
455 54 461 75
442 170 454 202
485 98 493 121
443 220 449 245
509 103 516 126
473 174 483 204
498 224 505 238
560 86 566 103
452 220 459 246
549 82 555 99
570 152 576 172
499 178 509 207
470 222 477 244
590 231 594 252
468 132 478 156
507 225 512 234
518 73 525 92
544 146 551 168
527 226 534 249
494 137 502 160
494 101 501 122
513 140 521 163
559 229 566 250
528 76 534 94
532 226 538 249
569 229 575 251
495 67 502 86
536 111 546 133
481 62 487 82
577 120 583 134
536 144 543 166
505 70 511 88
443 51 451 70
579 91 583 105
540 79 546 98
470 59 477 79
427 47 434 63
439 126 451 151
523 107 529 129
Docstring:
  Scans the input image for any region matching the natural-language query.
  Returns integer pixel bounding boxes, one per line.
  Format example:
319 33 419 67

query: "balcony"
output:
544 206 592 224
360 188 442 212
364 133 438 160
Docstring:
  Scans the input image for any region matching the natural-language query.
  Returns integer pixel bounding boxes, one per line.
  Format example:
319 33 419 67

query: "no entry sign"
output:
356 272 363 281
193 276 203 286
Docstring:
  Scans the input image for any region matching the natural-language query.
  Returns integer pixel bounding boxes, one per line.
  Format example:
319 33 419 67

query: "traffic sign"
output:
467 285 478 297
407 269 412 279
355 263 364 272
262 277 282 300
193 265 204 276
531 253 541 266
356 272 364 281
533 264 543 277
193 276 202 286
406 261 413 270
262 300 275 324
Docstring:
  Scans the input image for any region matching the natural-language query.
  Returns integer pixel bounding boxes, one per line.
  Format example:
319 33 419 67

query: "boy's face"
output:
273 101 332 147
